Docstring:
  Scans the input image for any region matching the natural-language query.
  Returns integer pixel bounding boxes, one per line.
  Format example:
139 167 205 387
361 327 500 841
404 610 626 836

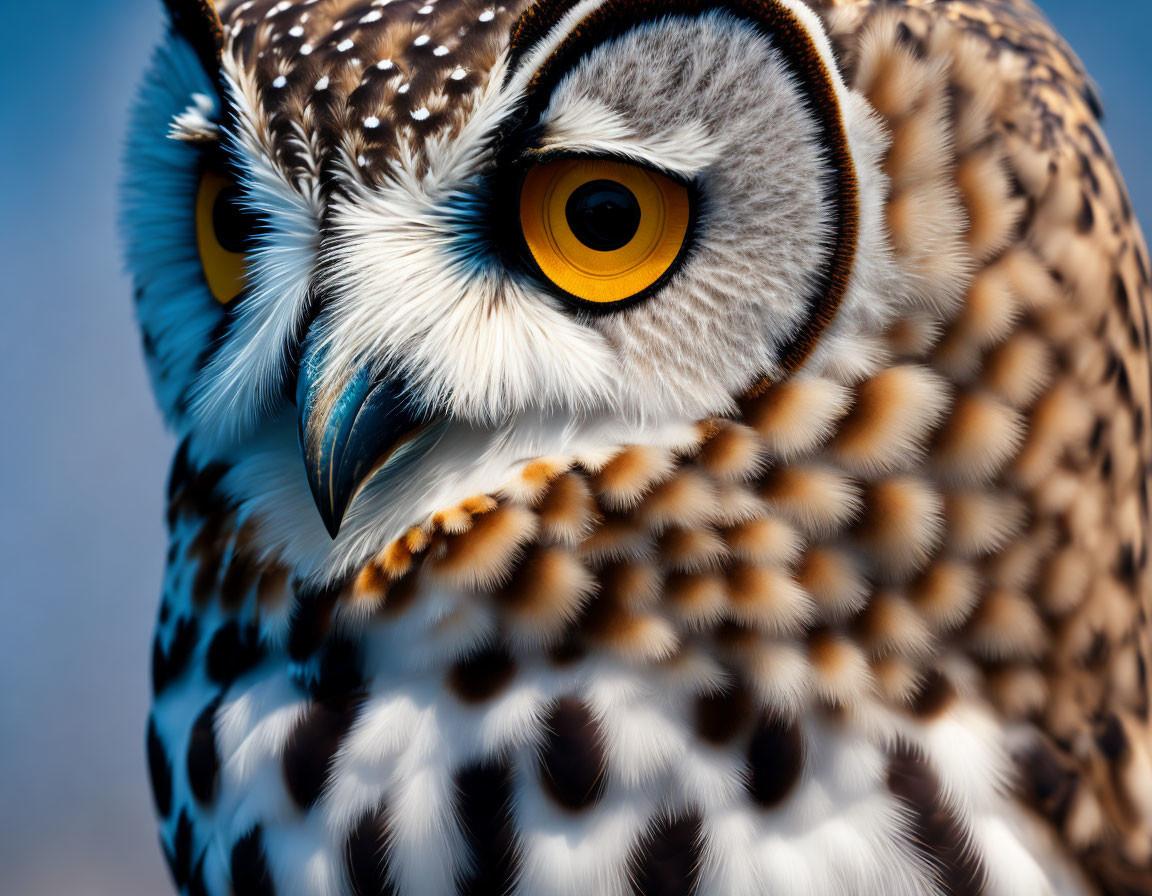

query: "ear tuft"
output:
164 0 224 80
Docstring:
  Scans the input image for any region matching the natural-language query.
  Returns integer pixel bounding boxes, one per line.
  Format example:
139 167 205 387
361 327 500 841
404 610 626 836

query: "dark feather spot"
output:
894 21 926 58
283 698 361 809
1076 193 1094 233
1089 417 1107 453
1078 152 1100 196
170 461 231 524
1117 360 1133 403
164 810 194 890
539 698 607 811
1114 274 1132 317
187 698 222 806
258 565 291 608
1137 652 1150 720
153 616 200 694
1096 714 1128 760
1083 86 1105 121
188 856 210 896
193 543 225 605
147 717 173 818
888 744 985 894
160 835 177 889
221 550 262 609
310 636 366 702
168 438 193 503
346 805 397 896
548 631 587 666
746 714 803 808
206 620 265 684
231 826 276 896
695 681 751 745
455 761 519 895
287 581 341 662
1118 544 1139 588
629 812 703 896
448 646 517 704
1018 739 1076 830
910 668 956 719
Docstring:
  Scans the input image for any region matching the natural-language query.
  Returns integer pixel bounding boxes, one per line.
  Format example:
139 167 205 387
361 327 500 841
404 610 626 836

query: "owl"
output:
123 0 1152 893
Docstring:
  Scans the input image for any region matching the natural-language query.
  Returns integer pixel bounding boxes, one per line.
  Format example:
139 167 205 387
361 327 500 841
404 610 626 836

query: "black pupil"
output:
565 179 641 252
213 184 258 254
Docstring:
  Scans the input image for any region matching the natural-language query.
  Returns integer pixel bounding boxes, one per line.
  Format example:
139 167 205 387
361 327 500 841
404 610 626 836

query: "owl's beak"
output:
296 350 428 538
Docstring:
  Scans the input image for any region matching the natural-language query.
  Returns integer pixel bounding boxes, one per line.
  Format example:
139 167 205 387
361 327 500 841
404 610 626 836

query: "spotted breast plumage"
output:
122 0 1152 893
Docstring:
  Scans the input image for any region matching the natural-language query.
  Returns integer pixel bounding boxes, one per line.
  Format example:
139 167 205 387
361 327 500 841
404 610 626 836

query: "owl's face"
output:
125 0 919 577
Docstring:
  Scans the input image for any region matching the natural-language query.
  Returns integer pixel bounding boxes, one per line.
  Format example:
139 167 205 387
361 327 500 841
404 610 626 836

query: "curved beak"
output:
297 348 430 538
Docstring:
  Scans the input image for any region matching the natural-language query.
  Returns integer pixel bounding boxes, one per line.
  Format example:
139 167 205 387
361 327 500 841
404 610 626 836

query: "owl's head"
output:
124 0 949 572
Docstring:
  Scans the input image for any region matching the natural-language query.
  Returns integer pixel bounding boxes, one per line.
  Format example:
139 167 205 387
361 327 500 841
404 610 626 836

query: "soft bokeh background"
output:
0 1 1147 893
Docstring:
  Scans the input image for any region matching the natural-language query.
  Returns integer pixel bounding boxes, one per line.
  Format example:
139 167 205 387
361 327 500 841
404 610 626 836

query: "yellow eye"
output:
195 170 254 304
519 158 692 305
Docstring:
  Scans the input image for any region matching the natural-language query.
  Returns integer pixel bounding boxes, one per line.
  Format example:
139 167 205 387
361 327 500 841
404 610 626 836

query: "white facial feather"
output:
170 92 221 142
319 175 621 424
536 94 725 176
188 60 323 450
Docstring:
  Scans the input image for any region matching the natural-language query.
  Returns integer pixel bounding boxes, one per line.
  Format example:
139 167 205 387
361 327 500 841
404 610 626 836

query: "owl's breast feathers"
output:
148 1 1152 894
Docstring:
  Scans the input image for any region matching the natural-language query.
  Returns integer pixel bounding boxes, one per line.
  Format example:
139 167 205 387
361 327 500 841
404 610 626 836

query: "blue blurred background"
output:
0 2 1148 893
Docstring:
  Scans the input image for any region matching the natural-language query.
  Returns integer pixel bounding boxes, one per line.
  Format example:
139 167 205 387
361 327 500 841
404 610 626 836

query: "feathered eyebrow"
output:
169 92 222 143
519 95 723 180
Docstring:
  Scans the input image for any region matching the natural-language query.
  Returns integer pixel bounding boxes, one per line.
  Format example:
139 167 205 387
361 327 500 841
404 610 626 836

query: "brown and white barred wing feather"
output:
821 0 1152 886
